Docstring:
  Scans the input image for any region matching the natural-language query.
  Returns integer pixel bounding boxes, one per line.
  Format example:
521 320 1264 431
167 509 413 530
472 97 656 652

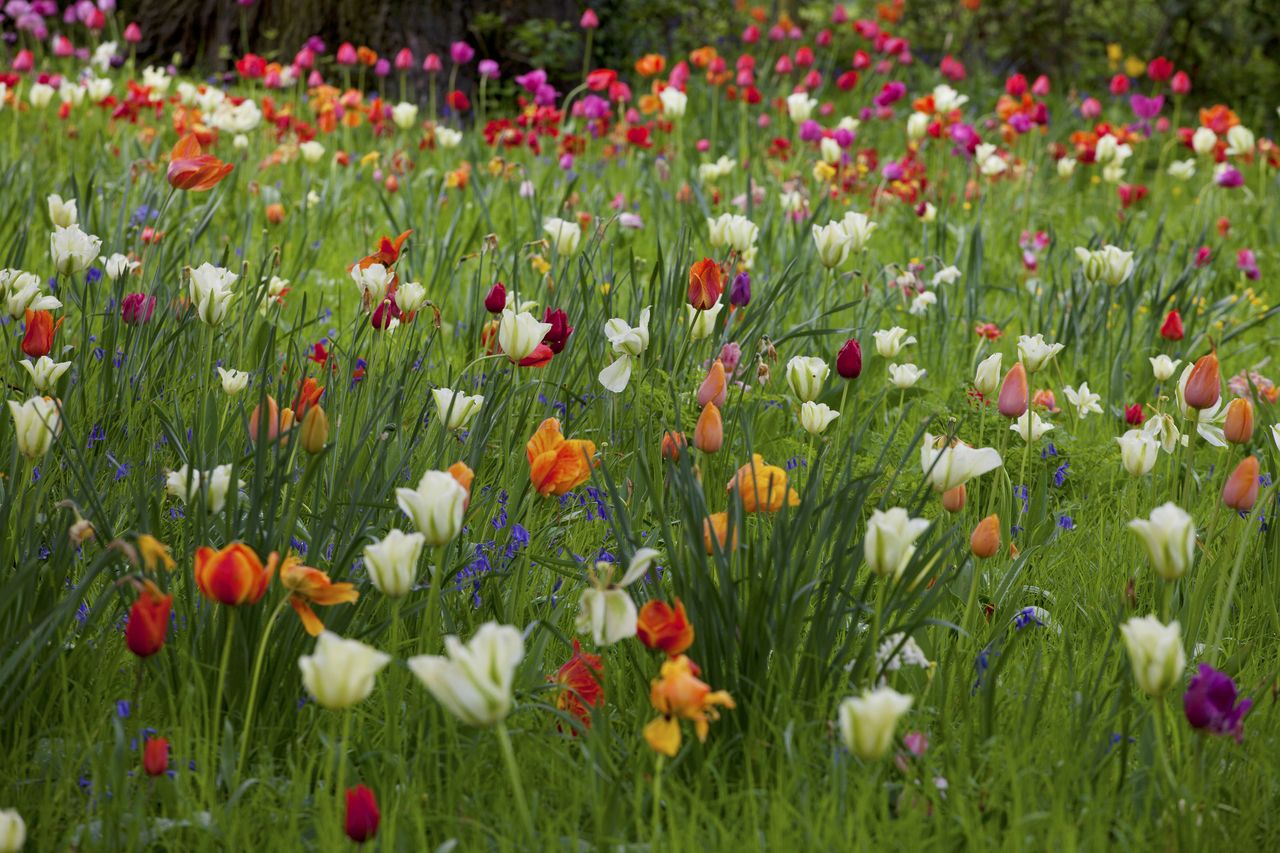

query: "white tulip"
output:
165 463 242 514
101 253 138 281
1057 156 1077 178
799 401 839 436
363 528 426 597
0 809 24 853
7 396 61 458
408 622 524 726
1010 410 1053 443
1143 413 1182 455
1191 127 1216 156
19 356 71 392
1167 159 1196 180
299 140 325 163
2 269 60 318
888 363 926 389
1063 382 1102 419
395 470 468 547
47 194 77 228
142 66 171 95
1116 429 1160 476
575 549 659 646
497 309 552 363
1225 125 1254 156
216 367 249 395
906 111 929 141
351 262 393 306
49 225 101 276
1016 333 1064 373
838 687 913 760
872 327 916 358
812 221 850 268
786 92 816 122
920 433 1003 492
659 86 688 118
1119 616 1185 697
706 213 758 253
1149 355 1180 382
432 387 484 430
436 127 462 148
187 263 237 326
391 101 419 129
299 631 391 710
1128 503 1195 581
840 211 877 253
973 352 1003 397
1272 423 1280 453
819 136 841 164
85 77 112 103
1074 245 1134 287
685 302 724 341
28 82 55 108
786 356 829 402
864 508 930 578
394 280 427 314
543 217 582 255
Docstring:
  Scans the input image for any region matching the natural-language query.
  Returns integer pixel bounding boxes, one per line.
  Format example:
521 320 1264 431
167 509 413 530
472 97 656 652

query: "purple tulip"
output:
1215 166 1244 189
798 120 822 143
478 59 499 80
449 41 474 65
1129 93 1164 120
729 271 751 307
1183 664 1251 742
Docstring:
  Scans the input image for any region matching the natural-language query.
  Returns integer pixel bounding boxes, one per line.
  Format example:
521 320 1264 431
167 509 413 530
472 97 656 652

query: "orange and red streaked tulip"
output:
550 638 604 730
166 134 233 191
997 362 1029 418
526 418 597 496
345 785 380 844
1183 353 1221 410
293 377 324 417
194 543 276 606
1222 398 1253 444
725 454 800 513
694 402 723 454
637 599 694 656
279 555 359 636
661 431 688 461
703 511 737 554
125 580 172 658
970 514 1001 558
687 258 723 311
697 359 728 408
942 484 966 513
22 310 60 358
1222 455 1260 512
142 737 169 776
643 654 734 757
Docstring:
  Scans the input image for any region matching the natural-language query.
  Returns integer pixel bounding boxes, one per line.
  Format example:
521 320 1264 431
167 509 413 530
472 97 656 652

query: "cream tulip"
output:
363 528 426 597
1128 503 1195 581
299 631 391 710
838 687 913 760
1120 616 1185 697
395 470 468 547
408 621 524 726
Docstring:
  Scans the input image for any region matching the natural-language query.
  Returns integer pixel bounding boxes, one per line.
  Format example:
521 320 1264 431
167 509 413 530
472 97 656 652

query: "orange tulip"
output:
194 542 276 606
687 258 723 310
661 431 688 461
725 454 800 512
22 309 60 358
527 418 597 496
1222 455 1260 512
249 395 281 444
448 460 474 502
125 579 172 658
697 359 728 408
167 134 233 191
970 514 1001 558
300 404 329 453
637 599 694 656
279 555 359 636
643 655 734 757
635 53 666 76
942 483 966 513
694 402 723 453
997 363 1028 418
1183 352 1221 410
1222 398 1253 444
703 511 738 554
265 203 286 224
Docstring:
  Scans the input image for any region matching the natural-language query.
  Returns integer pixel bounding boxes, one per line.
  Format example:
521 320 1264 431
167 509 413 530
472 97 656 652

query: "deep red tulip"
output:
143 737 170 776
484 282 506 314
345 785 380 843
836 338 862 379
1160 309 1184 341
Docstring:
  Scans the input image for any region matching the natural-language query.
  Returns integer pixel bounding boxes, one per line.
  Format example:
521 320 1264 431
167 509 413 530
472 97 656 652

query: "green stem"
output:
209 608 237 787
496 721 535 839
235 597 289 781
333 709 353 844
651 754 665 841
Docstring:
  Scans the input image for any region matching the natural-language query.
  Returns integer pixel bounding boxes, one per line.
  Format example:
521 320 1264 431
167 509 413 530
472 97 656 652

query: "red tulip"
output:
22 309 59 358
125 580 172 658
345 785 380 843
143 737 169 776
1160 309 1184 341
484 282 507 313
836 338 862 379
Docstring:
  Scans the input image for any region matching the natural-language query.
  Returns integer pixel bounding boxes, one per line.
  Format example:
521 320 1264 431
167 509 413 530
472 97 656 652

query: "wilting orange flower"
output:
688 258 723 310
125 579 172 658
638 599 694 656
293 377 325 417
725 454 799 512
643 655 735 757
550 639 604 731
703 511 738 554
137 534 176 572
167 134 233 191
23 310 61 358
279 555 359 636
527 418 597 496
635 53 666 77
194 543 276 606
1222 455 1260 512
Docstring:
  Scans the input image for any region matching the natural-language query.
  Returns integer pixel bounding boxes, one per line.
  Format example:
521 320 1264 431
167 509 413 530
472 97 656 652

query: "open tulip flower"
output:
576 548 659 645
408 622 524 727
643 655 735 757
167 134 234 191
279 555 359 636
527 418 597 496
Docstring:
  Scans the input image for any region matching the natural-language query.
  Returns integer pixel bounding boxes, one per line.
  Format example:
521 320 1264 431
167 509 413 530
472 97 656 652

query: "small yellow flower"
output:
359 151 381 168
1124 56 1146 77
138 534 176 572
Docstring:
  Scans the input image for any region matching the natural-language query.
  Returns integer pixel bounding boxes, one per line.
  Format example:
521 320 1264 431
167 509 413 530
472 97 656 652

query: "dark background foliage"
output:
118 0 1279 119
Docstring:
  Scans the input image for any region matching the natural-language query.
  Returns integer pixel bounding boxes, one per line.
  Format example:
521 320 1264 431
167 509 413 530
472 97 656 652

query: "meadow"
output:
1 3 1279 850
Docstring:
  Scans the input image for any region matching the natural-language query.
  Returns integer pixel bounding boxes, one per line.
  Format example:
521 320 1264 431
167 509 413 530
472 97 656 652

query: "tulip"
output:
659 86 688 118
138 534 176 573
872 327 915 358
1128 503 1195 581
973 352 1002 397
395 470 468 546
20 310 58 359
729 271 752 306
125 580 172 658
1222 456 1260 512
483 282 507 313
1149 355 1180 382
497 309 553 364
703 511 737 554
599 307 651 392
167 134 233 191
799 401 839 436
8 396 61 458
1120 615 1185 697
408 621 524 726
543 217 582 255
786 356 829 402
195 543 275 606
1223 398 1253 444
1116 429 1160 476
697 360 727 408
552 639 604 729
997 363 1029 417
920 433 1003 492
970 514 1000 558
0 810 23 853
141 736 169 776
541 307 574 354
812 221 850 268
187 263 237 326
1160 309 1184 341
836 339 862 379
838 687 913 760
694 402 723 453
706 213 758 253
351 263 393 307
864 508 930 578
685 302 724 340
661 431 688 461
527 418 597 496
50 224 101 276
1125 403 1146 426
687 258 723 310
3 270 61 318
299 405 328 454
165 464 241 514
391 101 418 129
726 454 800 512
941 484 966 513
432 388 484 431
363 529 425 597
1074 245 1134 286
18 354 71 395
1183 664 1252 742
643 654 734 757
1063 383 1102 419
1016 334 1064 373
1182 352 1220 410
575 550 659 645
47 194 77 228
345 785 380 843
637 599 694 656
888 363 926 389
299 631 391 710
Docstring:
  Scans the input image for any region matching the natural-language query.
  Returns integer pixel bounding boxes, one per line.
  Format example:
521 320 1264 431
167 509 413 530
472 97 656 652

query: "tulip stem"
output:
496 721 535 840
651 754 665 841
235 596 288 782
333 709 353 844
422 546 448 654
209 608 237 788
1209 506 1255 665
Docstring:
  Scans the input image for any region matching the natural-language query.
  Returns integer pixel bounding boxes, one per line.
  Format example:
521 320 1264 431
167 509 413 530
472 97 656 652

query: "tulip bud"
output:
345 785 380 843
1160 309 1184 341
1222 455 1260 512
249 395 280 444
143 737 169 776
483 281 507 313
697 359 727 408
125 580 172 658
941 484 966 513
1182 353 1220 410
694 402 723 453
997 363 1029 418
836 338 862 379
299 631 392 710
1120 615 1185 697
300 404 329 453
970 514 1000 558
837 687 913 760
1222 398 1253 444
703 511 738 554
661 430 687 461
